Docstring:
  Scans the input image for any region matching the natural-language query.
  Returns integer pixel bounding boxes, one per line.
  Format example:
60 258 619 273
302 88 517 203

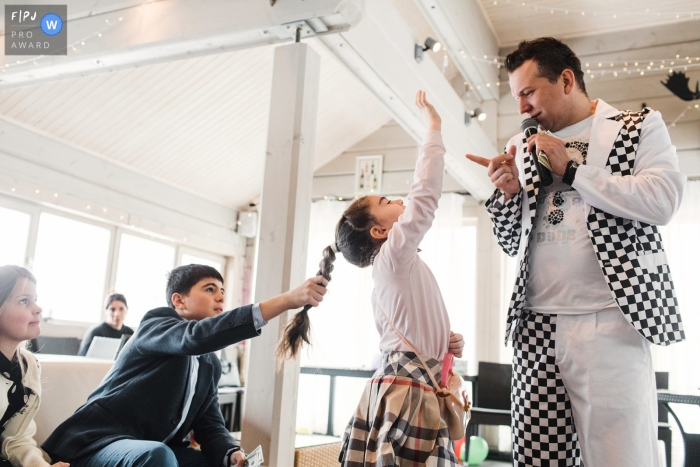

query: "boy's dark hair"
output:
505 37 587 95
166 264 224 308
104 293 128 309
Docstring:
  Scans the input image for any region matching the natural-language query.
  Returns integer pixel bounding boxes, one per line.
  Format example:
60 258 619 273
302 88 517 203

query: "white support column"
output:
241 42 320 467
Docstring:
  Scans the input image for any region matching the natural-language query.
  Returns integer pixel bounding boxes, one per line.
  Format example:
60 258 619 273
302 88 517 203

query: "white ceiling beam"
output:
0 116 242 255
414 0 500 101
0 0 363 88
316 0 495 200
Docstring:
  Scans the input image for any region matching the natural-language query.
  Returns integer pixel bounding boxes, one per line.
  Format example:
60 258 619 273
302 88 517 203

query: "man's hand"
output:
416 90 441 132
448 331 464 358
51 463 70 467
526 133 569 176
230 450 246 467
466 145 521 201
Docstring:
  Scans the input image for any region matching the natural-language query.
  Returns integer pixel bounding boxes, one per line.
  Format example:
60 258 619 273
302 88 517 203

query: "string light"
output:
489 1 700 19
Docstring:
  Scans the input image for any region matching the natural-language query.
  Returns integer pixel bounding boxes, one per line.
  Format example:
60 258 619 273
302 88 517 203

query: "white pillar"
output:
240 42 320 467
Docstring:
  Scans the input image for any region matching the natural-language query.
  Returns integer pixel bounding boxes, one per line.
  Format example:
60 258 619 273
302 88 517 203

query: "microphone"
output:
520 118 553 186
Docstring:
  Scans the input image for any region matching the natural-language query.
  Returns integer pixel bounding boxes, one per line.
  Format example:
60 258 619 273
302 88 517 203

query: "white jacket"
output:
487 99 686 346
0 350 51 467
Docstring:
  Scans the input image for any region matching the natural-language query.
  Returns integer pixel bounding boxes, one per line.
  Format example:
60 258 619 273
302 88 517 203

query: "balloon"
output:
467 436 489 465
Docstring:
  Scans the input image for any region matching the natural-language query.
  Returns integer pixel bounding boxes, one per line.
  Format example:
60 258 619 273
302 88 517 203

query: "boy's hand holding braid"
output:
276 247 335 360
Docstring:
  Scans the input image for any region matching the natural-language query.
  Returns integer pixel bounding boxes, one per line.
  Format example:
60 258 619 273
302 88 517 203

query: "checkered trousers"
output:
512 311 581 466
339 351 459 467
488 109 684 346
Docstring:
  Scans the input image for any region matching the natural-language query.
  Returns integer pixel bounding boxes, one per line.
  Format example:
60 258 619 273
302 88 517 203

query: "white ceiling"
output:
477 0 700 47
1 0 697 212
0 40 390 209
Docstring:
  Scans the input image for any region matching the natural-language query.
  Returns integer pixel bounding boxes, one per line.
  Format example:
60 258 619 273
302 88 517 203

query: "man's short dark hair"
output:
166 264 224 308
505 37 587 95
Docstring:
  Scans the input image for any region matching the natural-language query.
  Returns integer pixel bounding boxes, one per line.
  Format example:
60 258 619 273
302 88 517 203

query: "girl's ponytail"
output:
275 245 336 361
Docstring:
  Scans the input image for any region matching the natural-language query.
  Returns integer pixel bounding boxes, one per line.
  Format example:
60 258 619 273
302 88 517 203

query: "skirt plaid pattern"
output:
339 351 460 467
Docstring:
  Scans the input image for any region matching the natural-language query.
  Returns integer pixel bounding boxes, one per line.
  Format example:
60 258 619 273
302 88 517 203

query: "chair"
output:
656 372 672 467
464 362 512 461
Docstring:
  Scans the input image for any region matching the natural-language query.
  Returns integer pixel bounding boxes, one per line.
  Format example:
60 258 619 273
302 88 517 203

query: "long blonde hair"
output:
0 265 37 378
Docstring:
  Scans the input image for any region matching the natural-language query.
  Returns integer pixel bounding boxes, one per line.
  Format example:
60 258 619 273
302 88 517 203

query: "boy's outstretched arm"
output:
259 275 329 322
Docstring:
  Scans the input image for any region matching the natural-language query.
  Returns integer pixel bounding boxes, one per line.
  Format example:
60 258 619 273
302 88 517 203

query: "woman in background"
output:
0 265 68 467
78 293 134 357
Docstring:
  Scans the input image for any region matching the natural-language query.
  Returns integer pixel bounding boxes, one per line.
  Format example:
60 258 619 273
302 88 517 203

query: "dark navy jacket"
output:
42 305 259 466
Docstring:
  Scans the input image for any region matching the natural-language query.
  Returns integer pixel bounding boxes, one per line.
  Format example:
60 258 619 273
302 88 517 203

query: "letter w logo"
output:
45 20 58 30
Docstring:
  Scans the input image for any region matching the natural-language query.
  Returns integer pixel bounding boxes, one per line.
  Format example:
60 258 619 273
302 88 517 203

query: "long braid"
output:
275 196 385 362
275 245 336 361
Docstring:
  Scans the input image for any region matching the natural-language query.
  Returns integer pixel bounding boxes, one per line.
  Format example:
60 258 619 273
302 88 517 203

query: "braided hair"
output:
276 196 387 361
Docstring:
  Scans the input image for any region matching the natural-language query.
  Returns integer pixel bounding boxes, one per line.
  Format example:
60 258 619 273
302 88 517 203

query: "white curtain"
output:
653 180 700 392
296 194 477 435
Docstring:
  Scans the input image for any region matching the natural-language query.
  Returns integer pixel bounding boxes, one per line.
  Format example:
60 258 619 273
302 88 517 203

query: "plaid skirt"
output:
339 351 460 467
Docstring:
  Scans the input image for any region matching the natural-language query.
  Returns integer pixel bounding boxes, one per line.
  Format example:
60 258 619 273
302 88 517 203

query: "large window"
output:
33 213 111 322
0 195 233 328
296 194 478 435
0 206 31 267
181 252 224 273
114 234 176 327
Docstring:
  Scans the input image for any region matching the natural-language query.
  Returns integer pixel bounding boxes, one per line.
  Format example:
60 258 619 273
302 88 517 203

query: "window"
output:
33 213 111 322
0 206 31 267
115 234 176 327
181 252 224 273
296 195 478 435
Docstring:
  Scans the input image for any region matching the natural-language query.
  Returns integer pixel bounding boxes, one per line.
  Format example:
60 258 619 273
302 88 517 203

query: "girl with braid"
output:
280 91 465 466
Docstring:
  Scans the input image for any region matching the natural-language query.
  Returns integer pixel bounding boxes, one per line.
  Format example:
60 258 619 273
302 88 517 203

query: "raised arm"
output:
381 91 445 268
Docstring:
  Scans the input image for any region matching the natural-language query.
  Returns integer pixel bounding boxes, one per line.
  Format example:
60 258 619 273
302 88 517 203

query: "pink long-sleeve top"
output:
371 130 451 361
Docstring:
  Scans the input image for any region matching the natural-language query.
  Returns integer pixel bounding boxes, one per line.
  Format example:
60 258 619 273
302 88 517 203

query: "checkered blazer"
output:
486 100 685 347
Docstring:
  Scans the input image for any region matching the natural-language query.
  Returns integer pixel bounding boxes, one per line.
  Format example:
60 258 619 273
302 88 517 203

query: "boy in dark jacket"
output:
43 264 328 467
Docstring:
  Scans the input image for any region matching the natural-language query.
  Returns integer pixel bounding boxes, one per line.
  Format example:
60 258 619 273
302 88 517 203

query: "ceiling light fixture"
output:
464 108 487 124
414 37 442 63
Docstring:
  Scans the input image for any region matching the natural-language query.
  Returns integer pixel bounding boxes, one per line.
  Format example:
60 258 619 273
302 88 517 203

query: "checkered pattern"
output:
512 312 581 466
339 351 459 467
488 109 685 346
587 109 684 346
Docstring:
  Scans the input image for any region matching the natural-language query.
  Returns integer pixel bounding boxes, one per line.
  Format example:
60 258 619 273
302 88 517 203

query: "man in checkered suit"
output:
468 38 685 467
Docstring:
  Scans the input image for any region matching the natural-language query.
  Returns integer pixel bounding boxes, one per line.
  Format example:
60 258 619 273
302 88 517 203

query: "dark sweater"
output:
43 305 259 466
78 322 135 356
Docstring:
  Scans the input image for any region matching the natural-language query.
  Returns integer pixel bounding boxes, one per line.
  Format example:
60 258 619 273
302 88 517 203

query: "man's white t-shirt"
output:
524 115 616 314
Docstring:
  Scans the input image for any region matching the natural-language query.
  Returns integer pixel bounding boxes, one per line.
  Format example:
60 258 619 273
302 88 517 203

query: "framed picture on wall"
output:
355 155 383 195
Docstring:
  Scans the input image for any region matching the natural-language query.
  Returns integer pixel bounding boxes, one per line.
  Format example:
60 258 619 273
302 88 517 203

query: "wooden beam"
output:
415 0 500 101
0 116 242 255
241 42 320 467
0 0 362 88
315 0 497 200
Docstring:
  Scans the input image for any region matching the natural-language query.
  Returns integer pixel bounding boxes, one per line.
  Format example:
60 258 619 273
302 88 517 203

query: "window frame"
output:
0 193 234 326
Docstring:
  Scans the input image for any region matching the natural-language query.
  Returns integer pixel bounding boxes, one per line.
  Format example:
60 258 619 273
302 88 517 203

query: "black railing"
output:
300 367 375 436
300 366 476 437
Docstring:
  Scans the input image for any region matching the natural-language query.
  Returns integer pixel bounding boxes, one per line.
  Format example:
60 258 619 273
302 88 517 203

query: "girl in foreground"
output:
0 265 68 467
281 91 464 466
